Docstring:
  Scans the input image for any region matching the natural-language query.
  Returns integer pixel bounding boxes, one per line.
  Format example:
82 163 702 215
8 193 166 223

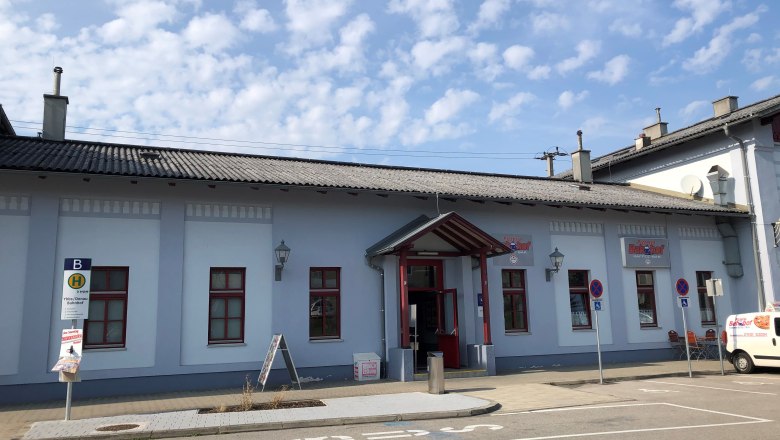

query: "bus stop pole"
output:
681 305 692 378
594 306 603 384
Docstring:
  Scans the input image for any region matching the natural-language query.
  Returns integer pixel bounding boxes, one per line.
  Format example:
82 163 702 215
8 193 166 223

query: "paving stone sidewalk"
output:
1 360 728 440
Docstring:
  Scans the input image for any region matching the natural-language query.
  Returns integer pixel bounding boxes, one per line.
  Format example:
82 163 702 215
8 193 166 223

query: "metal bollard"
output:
427 351 444 394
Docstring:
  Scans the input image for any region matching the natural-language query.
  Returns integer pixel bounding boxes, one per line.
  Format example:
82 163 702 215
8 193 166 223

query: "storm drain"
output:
95 423 141 432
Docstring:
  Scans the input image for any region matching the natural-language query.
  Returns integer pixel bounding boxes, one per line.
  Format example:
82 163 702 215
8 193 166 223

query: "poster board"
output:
51 329 83 376
257 334 301 391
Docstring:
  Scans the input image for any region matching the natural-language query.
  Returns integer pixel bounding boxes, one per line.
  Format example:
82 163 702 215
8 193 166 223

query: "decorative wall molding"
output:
678 226 720 240
60 198 161 219
0 194 30 215
186 203 272 223
550 221 603 235
618 224 666 237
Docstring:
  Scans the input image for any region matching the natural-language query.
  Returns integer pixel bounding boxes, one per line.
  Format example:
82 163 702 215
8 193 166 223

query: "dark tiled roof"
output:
0 135 745 216
0 105 14 136
557 93 780 178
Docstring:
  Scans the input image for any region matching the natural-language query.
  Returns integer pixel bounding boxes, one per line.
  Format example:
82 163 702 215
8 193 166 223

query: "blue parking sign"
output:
678 297 688 308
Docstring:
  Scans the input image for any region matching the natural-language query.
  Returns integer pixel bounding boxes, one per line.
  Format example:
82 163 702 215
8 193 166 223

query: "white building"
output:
560 95 780 312
0 84 754 403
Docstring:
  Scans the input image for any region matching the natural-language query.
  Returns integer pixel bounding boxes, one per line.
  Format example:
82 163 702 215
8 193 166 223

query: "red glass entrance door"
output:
436 289 459 369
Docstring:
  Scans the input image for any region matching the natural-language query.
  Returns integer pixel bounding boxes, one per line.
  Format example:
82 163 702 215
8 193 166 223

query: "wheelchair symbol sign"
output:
678 297 689 308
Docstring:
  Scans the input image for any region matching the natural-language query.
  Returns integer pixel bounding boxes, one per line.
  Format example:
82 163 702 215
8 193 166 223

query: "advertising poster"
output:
51 329 83 374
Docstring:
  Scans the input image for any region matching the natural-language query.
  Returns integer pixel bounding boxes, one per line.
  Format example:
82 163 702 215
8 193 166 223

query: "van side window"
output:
775 318 780 337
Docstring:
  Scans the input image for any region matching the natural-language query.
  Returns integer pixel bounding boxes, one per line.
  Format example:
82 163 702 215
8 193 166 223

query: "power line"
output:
11 119 541 160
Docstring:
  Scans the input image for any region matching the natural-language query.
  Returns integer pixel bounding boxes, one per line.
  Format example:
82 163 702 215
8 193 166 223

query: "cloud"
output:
425 89 479 124
678 100 709 122
580 116 607 134
98 1 177 43
35 13 59 32
746 32 762 43
488 92 535 122
531 11 569 34
503 45 534 70
556 40 600 75
183 13 240 52
411 36 467 74
663 0 730 46
387 0 459 38
587 55 630 84
558 90 589 110
297 13 375 75
468 42 503 81
683 9 763 73
468 0 511 33
751 75 776 91
608 18 641 38
527 65 551 80
234 1 278 33
284 0 352 54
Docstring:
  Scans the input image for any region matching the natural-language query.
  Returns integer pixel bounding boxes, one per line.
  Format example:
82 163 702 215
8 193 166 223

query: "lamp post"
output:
545 247 565 281
275 240 290 281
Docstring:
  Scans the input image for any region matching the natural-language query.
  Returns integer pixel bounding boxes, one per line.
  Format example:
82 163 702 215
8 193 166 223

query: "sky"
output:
1 0 778 177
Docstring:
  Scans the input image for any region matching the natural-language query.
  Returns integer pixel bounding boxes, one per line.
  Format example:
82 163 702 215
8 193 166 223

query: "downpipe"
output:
367 256 387 378
724 124 766 311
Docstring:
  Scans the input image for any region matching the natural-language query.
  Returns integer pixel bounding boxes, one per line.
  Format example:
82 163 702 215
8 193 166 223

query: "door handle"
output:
773 338 776 346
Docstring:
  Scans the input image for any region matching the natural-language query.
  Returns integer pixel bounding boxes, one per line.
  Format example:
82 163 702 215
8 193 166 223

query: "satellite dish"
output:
680 175 703 195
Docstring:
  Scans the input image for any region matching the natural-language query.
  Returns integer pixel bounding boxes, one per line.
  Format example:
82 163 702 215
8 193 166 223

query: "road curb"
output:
547 369 730 387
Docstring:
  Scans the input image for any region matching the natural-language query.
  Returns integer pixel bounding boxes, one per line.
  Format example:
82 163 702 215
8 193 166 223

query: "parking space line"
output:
646 380 777 395
498 403 771 440
509 420 770 440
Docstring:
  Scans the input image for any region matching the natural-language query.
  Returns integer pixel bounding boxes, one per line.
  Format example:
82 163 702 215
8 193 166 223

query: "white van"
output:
724 312 780 373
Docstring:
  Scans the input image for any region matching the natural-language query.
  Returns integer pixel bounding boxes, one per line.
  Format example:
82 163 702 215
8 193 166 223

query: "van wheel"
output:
733 352 754 374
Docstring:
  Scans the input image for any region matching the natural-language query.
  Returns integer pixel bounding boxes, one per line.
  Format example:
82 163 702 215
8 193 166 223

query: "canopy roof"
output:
366 212 512 258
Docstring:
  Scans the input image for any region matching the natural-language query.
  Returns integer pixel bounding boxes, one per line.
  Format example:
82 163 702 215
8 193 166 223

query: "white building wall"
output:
678 233 734 332
50 215 160 371
0 199 30 376
551 233 613 347
180 220 273 365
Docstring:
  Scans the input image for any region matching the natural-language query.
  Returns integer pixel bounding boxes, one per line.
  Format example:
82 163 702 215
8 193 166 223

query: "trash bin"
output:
427 351 444 394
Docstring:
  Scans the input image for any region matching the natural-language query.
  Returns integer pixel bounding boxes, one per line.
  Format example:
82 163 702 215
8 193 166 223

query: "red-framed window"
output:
636 271 658 328
568 270 591 329
84 267 129 349
310 267 341 339
696 271 716 325
502 269 528 332
208 268 245 344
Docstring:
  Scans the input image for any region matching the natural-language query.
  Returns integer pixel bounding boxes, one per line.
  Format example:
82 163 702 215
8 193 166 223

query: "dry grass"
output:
267 385 289 409
239 375 255 412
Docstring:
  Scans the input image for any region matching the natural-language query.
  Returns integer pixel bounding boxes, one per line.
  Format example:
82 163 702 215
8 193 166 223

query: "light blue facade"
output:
0 169 754 403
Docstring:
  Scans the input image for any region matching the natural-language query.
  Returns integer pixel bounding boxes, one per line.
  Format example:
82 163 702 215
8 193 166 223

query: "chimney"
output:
635 133 650 150
42 66 68 141
713 96 738 117
642 107 668 140
570 130 593 183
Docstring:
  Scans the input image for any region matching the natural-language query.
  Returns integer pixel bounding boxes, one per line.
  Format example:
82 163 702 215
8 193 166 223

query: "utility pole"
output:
537 147 568 177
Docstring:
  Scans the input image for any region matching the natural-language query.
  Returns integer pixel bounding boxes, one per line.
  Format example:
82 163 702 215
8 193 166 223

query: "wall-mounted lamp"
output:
545 247 565 282
274 240 290 281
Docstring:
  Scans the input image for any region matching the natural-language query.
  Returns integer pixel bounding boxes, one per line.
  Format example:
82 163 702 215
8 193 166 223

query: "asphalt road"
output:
191 371 780 440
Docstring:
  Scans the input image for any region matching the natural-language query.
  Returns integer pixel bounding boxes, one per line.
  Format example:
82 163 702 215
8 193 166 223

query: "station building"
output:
0 86 756 403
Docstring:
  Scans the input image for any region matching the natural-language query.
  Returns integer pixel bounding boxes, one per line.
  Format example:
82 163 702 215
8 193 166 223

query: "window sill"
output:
309 338 343 343
505 331 531 336
572 328 594 332
84 346 126 352
207 342 247 347
640 326 663 330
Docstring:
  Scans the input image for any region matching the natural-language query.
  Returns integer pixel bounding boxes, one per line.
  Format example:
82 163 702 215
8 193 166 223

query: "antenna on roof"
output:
536 147 568 177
